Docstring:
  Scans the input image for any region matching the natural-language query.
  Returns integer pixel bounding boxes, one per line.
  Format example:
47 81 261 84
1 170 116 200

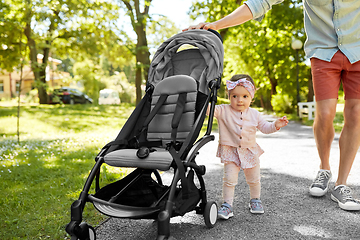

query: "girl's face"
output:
229 85 252 112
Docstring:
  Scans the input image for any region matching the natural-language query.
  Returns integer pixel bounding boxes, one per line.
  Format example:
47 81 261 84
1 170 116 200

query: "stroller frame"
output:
66 29 223 240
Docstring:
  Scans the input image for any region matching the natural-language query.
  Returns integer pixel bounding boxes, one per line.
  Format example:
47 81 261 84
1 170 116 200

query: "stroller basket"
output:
66 29 223 240
90 168 201 219
90 169 168 219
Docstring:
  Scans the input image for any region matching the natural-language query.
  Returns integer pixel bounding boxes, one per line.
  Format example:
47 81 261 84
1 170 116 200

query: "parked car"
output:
49 87 93 104
98 89 121 105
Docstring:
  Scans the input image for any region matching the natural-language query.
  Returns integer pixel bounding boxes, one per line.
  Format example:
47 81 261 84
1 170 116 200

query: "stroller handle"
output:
207 29 223 43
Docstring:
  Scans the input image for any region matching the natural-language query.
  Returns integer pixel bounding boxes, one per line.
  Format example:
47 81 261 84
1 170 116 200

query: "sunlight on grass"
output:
0 104 134 239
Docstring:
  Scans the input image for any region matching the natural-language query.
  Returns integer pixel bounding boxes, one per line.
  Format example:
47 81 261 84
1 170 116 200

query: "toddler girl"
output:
207 74 288 218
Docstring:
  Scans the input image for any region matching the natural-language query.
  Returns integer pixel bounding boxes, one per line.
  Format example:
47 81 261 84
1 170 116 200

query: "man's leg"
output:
313 99 338 170
337 99 360 186
309 99 337 196
332 101 360 211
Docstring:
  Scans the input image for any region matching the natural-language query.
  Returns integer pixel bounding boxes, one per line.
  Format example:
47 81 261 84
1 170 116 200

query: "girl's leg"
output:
243 163 261 199
223 162 241 206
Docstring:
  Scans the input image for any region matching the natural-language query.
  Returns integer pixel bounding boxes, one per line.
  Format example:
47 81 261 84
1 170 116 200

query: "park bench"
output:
297 101 315 120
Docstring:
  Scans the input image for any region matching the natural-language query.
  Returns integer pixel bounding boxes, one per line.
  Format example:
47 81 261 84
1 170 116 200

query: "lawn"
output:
0 104 135 239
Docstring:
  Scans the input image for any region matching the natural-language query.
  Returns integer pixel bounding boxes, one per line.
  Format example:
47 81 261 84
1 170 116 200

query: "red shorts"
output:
311 51 360 101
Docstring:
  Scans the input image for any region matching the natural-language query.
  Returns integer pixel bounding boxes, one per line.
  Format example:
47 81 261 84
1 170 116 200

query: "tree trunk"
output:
24 4 49 104
268 77 277 111
134 18 150 104
123 0 151 105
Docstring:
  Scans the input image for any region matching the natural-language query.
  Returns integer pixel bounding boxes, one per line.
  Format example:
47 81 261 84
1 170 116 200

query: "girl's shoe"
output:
249 198 264 214
218 202 233 219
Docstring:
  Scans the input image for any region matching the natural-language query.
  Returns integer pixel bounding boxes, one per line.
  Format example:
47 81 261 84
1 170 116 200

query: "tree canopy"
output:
190 0 309 111
1 0 312 112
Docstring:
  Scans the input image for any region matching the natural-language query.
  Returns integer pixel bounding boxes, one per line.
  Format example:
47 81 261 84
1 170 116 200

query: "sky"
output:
149 0 204 29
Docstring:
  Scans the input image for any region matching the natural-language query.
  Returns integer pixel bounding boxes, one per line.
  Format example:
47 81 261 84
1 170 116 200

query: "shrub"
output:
271 94 294 114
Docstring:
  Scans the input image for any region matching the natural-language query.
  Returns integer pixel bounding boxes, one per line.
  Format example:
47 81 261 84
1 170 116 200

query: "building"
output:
0 54 70 99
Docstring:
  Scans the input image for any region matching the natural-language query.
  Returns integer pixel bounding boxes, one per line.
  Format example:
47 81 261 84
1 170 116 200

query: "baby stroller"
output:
65 29 224 240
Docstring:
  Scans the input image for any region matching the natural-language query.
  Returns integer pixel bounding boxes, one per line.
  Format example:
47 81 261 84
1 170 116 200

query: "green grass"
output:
0 104 135 239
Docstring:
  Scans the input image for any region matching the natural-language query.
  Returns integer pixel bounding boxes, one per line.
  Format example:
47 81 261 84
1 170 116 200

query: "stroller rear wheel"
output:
203 201 217 228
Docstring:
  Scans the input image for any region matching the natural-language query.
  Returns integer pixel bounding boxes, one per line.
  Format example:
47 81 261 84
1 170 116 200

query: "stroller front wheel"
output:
203 201 217 228
77 222 96 240
88 225 96 240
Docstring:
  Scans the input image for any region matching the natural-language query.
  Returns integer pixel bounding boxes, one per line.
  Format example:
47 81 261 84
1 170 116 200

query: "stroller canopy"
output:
148 29 224 95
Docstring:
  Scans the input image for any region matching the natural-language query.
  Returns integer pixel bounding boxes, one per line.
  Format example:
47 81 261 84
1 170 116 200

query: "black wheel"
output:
79 222 96 240
88 225 96 240
203 201 217 228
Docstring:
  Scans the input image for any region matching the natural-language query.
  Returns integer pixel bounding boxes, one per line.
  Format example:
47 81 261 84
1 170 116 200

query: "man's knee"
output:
344 102 360 127
315 100 337 121
316 107 336 122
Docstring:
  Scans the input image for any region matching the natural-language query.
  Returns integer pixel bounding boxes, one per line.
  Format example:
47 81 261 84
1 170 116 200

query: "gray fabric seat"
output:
104 75 197 170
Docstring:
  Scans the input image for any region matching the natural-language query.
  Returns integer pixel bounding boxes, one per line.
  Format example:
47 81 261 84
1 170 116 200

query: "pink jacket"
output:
207 104 278 148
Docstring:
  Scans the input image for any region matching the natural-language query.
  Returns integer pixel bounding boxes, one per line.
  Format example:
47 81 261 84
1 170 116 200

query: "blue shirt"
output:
245 0 360 64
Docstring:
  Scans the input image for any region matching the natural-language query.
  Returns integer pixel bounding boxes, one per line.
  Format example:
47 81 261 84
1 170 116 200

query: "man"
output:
183 0 360 211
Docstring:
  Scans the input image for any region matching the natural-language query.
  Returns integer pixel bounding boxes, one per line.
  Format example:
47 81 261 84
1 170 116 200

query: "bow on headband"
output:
226 78 255 98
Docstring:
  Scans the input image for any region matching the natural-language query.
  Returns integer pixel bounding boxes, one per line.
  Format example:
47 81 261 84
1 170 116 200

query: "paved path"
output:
95 115 360 240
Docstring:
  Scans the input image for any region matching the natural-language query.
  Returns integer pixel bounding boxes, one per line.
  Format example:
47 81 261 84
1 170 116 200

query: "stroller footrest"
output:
89 195 161 218
104 148 173 171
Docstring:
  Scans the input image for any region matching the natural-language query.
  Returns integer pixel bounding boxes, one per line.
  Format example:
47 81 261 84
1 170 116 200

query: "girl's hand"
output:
275 116 289 130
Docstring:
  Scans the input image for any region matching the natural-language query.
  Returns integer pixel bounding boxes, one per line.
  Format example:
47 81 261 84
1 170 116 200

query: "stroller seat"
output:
104 74 197 171
104 148 172 171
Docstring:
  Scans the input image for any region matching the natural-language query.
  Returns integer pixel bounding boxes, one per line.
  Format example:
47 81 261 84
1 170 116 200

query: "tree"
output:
2 0 120 104
118 0 152 104
118 0 181 104
0 0 26 72
147 16 179 56
190 0 308 111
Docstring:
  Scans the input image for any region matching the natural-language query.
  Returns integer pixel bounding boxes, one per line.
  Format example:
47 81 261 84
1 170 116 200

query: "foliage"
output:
217 97 230 105
73 59 106 104
271 93 293 114
1 0 122 103
147 16 180 56
0 0 26 72
103 73 137 104
190 0 310 112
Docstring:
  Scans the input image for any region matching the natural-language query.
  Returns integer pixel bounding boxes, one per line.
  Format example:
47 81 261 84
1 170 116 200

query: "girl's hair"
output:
229 74 256 88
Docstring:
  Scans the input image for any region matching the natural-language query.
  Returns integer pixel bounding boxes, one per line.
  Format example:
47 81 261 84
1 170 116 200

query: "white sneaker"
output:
331 185 360 211
309 170 332 197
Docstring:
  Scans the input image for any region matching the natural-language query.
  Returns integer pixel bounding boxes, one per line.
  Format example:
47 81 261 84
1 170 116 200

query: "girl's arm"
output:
257 115 288 133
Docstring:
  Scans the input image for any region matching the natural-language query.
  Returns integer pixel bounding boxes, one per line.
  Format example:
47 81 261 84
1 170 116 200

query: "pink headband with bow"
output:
226 78 255 98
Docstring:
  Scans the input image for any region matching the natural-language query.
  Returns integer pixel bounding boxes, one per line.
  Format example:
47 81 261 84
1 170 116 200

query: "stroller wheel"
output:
203 201 217 228
78 222 96 240
87 225 96 240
